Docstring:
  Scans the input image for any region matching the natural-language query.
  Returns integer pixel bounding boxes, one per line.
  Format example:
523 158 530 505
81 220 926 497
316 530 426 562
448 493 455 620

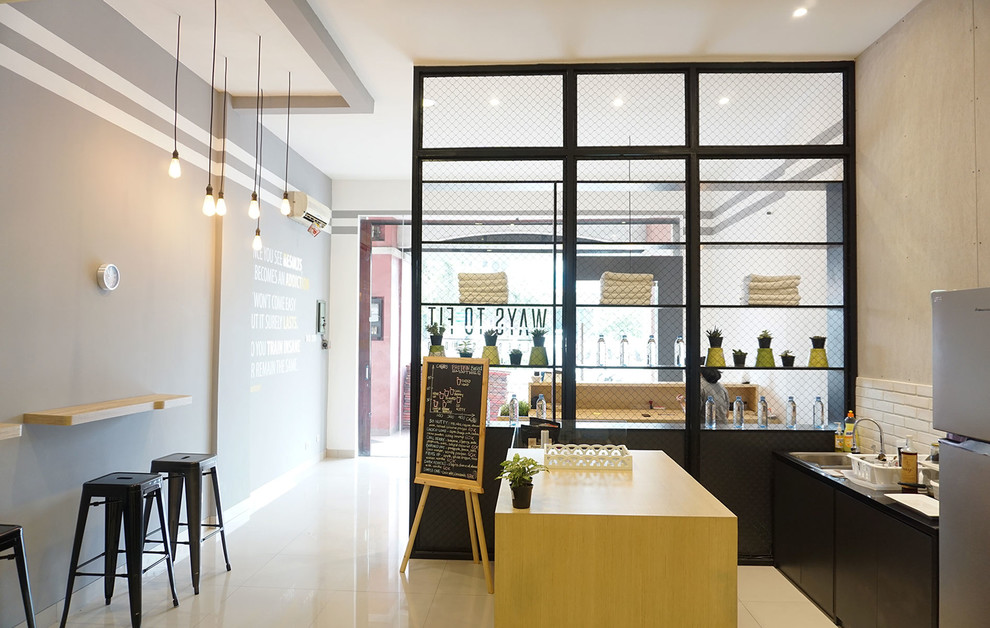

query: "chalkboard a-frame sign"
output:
414 356 489 493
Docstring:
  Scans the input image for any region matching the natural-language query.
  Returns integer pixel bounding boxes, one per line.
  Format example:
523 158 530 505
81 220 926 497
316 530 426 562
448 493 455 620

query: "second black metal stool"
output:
60 473 178 628
150 453 230 594
0 524 37 628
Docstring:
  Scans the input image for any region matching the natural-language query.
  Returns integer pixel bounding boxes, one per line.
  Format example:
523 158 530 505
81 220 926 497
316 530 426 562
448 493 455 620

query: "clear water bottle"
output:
705 395 716 430
646 334 657 367
733 396 744 429
509 393 519 426
536 394 547 421
674 335 684 367
757 395 768 429
619 334 629 366
786 396 797 430
812 396 826 430
597 334 606 366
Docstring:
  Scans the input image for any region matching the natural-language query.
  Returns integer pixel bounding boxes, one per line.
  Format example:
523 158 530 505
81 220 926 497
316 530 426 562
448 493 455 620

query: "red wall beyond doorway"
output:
369 224 406 436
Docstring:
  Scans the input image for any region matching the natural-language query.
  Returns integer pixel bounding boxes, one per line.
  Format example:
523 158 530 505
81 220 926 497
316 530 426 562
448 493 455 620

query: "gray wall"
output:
0 2 331 625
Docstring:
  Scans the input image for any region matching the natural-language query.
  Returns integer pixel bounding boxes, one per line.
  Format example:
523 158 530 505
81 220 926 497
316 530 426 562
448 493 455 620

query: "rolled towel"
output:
459 271 508 284
601 295 653 306
747 295 802 306
747 274 800 284
601 271 654 284
459 289 508 304
746 286 801 297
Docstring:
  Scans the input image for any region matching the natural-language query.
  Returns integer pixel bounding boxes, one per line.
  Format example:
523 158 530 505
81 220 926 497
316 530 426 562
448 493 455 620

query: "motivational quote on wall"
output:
251 246 308 379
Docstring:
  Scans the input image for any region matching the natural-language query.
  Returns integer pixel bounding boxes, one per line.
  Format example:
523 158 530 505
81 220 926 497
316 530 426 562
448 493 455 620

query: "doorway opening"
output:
358 218 412 457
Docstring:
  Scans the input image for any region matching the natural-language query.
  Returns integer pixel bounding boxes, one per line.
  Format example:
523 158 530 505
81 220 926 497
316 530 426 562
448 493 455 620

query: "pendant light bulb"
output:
215 192 227 216
280 192 291 216
252 227 263 251
248 192 260 220
168 150 181 178
202 185 216 216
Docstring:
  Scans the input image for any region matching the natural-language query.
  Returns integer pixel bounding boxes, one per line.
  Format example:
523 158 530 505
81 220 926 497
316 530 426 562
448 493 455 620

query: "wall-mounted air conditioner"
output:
287 191 331 232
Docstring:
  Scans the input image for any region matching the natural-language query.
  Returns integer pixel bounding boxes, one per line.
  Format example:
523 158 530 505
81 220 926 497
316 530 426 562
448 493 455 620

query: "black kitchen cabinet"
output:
773 459 835 618
774 453 938 628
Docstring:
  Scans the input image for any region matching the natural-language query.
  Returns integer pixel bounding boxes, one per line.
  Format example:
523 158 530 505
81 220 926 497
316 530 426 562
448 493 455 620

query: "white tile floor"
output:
49 455 836 627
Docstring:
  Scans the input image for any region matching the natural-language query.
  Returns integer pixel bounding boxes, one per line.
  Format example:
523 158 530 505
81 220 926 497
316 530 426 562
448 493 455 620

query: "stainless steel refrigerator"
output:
932 287 990 627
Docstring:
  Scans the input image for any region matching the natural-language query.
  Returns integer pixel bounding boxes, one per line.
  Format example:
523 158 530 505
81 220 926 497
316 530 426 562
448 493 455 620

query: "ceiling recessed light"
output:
718 96 730 106
612 97 624 107
422 98 436 108
793 7 808 17
489 97 501 107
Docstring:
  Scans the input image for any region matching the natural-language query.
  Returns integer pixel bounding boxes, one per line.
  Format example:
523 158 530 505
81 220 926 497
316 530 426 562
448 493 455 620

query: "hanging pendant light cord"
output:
254 36 262 197
207 0 217 185
283 72 291 194
220 57 227 193
258 89 264 199
173 15 180 152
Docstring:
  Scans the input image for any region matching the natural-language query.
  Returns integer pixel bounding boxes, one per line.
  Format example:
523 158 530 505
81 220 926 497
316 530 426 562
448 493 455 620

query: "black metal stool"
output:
0 524 37 628
150 453 230 594
60 473 178 628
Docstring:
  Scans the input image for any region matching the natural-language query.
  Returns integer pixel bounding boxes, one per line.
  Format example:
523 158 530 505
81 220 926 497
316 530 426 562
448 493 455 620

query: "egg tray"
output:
544 444 633 471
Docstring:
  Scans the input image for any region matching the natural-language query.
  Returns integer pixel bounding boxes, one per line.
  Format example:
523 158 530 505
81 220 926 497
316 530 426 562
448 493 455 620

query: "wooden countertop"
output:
22 394 192 426
0 424 22 440
495 448 735 519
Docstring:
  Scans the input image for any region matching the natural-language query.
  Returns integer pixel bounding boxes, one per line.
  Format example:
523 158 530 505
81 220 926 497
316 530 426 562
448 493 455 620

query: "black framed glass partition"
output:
409 63 855 560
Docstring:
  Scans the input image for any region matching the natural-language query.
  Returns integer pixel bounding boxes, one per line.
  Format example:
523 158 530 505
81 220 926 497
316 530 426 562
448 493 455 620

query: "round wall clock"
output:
97 263 120 291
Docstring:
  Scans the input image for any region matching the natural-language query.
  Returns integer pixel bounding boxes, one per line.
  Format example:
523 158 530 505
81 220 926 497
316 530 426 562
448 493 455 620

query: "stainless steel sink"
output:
789 451 853 469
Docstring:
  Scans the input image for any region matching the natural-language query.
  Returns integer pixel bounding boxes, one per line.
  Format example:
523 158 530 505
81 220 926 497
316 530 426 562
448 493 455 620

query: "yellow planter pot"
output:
755 348 775 368
528 346 548 366
481 345 500 365
809 348 829 368
705 347 725 367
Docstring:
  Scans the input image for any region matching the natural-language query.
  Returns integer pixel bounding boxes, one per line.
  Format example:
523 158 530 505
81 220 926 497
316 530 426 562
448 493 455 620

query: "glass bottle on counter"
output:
757 396 768 429
536 394 547 421
673 335 684 367
619 334 629 366
508 393 519 427
732 396 744 429
597 334 606 366
705 396 716 430
646 334 656 367
786 396 797 430
812 396 826 430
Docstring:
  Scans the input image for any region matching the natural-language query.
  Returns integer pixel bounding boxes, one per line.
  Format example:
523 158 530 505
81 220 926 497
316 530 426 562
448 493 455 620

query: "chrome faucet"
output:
852 418 887 461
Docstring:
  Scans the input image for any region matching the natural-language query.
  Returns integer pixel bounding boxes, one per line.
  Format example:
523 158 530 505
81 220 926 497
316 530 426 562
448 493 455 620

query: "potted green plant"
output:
757 329 773 349
495 453 549 509
509 348 523 365
457 339 474 358
810 335 826 349
732 349 747 367
426 323 445 346
531 328 547 347
483 328 499 346
780 350 795 367
706 327 723 348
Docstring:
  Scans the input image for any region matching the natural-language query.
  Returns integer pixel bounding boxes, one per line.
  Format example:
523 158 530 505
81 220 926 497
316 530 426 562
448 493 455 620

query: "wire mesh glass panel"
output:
701 159 843 243
700 307 843 369
423 160 563 182
697 368 845 429
577 160 687 244
576 244 685 306
699 72 844 146
577 73 686 146
422 75 563 148
701 245 844 306
422 244 561 305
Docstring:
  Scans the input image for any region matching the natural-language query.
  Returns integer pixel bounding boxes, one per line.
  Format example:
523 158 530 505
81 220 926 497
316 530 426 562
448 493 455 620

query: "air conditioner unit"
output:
287 191 331 232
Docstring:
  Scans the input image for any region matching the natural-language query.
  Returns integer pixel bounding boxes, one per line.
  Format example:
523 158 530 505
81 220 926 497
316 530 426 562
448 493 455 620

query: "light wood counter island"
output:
494 449 737 627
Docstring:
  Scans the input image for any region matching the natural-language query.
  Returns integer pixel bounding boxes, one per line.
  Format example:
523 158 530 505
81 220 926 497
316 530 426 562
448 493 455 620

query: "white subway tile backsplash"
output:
857 377 936 455
874 400 894 413
892 403 918 419
892 381 917 395
916 384 933 398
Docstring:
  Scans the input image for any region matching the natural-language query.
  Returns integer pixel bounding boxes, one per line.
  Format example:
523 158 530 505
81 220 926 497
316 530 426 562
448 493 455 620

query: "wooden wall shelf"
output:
22 394 192 426
0 424 22 440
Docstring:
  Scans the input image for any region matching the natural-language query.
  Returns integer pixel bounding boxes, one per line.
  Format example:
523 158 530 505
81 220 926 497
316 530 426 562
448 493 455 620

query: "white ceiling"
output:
108 0 924 181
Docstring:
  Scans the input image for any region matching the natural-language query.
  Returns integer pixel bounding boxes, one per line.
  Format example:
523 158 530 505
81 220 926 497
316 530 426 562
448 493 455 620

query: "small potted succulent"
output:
531 328 547 347
757 329 773 349
483 328 499 347
780 350 795 367
495 453 549 509
706 327 723 348
810 335 827 349
457 339 474 358
509 348 523 365
426 323 445 347
732 349 747 367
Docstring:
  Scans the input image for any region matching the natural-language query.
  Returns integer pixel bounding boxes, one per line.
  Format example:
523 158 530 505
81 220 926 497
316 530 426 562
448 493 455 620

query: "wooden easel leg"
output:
470 492 494 594
464 490 479 563
399 485 431 573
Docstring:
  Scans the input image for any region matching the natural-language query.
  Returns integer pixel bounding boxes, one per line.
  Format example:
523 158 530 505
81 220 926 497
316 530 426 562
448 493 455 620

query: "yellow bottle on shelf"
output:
842 410 856 452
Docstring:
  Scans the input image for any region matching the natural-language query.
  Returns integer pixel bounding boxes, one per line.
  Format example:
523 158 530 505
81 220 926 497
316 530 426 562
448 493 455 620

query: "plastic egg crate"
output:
848 453 901 485
545 444 632 471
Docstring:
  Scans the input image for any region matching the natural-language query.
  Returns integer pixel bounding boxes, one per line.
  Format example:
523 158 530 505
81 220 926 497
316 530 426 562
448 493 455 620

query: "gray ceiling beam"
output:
264 0 374 113
231 94 350 113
